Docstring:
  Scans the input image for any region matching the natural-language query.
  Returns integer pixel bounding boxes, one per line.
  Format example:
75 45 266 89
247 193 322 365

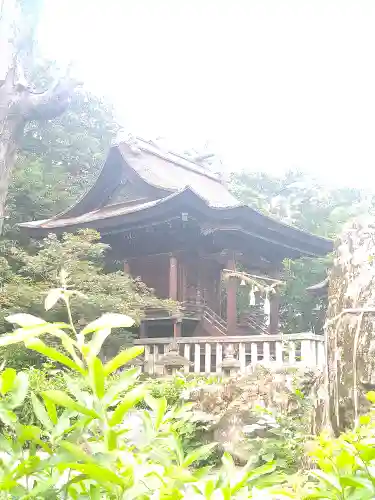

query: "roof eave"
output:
19 187 333 257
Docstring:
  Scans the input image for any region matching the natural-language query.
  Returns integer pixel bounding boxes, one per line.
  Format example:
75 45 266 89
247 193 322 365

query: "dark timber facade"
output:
20 136 333 338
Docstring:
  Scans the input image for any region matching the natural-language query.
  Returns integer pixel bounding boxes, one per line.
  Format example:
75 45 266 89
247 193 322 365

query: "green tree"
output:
5 62 118 232
0 230 176 361
230 170 374 333
0 0 78 233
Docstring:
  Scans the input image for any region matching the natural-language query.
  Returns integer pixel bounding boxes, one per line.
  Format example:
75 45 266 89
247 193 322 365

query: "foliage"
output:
0 231 176 370
0 284 282 498
146 376 186 407
5 60 119 234
297 393 375 499
243 393 311 474
4 283 375 497
230 170 375 333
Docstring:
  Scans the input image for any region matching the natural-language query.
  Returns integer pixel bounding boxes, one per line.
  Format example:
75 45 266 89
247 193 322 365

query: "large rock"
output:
184 365 324 463
326 218 375 434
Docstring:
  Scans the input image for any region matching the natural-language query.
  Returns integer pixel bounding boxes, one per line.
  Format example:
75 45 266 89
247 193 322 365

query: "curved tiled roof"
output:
19 135 333 258
117 138 240 208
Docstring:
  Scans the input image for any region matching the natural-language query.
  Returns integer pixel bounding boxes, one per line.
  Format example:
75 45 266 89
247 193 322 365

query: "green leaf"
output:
17 424 41 443
103 367 140 406
5 314 46 327
233 462 276 492
11 455 41 480
145 394 167 430
43 396 57 425
222 452 235 474
109 386 145 426
60 440 94 463
87 328 111 358
81 313 134 335
165 465 197 483
339 476 373 489
0 323 72 347
59 462 125 488
9 372 29 409
107 429 117 451
42 390 99 418
24 338 85 374
0 368 16 395
0 409 17 426
31 392 52 431
44 288 62 311
366 391 375 403
183 443 217 467
104 346 144 376
89 357 105 399
311 470 342 491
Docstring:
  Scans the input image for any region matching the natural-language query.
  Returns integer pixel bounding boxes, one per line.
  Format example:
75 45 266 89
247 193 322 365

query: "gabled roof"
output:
19 135 333 259
116 137 239 208
57 136 239 220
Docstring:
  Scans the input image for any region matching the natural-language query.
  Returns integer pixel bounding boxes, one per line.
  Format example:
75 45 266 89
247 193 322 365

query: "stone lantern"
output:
156 342 192 376
220 344 241 377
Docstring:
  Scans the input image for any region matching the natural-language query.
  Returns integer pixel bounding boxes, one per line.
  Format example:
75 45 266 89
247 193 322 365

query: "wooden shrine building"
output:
20 136 333 339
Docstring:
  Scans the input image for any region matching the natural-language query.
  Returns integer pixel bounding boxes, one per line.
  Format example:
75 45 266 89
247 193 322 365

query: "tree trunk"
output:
0 73 77 233
0 0 78 233
326 218 375 434
0 120 23 233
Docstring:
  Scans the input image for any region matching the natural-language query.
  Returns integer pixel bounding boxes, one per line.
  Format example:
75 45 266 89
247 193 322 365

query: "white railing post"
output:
205 343 211 373
239 343 246 373
251 343 258 365
194 344 201 373
216 343 223 373
263 342 270 365
288 341 296 364
184 344 191 373
276 341 283 364
301 340 312 366
144 345 152 374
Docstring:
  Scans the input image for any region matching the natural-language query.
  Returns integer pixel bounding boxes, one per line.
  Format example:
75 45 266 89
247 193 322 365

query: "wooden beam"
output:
226 255 237 335
169 254 178 300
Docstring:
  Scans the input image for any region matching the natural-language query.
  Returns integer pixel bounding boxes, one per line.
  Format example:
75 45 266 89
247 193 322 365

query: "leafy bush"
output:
0 233 177 370
4 281 375 497
300 394 375 499
0 281 282 498
243 391 311 474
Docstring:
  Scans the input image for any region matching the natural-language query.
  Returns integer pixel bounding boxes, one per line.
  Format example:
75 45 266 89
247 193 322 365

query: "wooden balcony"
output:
133 333 325 375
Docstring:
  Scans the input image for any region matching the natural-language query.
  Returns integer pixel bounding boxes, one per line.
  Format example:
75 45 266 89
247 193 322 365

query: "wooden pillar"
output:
269 290 280 334
169 254 178 300
174 319 182 338
226 256 237 334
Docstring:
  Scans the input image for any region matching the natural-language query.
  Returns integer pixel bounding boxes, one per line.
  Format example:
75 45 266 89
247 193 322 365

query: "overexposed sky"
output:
38 0 375 186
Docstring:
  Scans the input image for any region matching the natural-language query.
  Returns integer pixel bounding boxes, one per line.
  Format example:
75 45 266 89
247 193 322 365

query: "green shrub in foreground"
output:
0 277 283 498
1 278 375 497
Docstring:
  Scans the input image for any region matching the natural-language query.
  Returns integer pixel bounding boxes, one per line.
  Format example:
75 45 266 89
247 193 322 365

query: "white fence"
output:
133 333 325 375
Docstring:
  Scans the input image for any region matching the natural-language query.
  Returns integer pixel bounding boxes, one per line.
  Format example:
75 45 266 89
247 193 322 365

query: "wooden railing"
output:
133 333 325 375
203 306 227 336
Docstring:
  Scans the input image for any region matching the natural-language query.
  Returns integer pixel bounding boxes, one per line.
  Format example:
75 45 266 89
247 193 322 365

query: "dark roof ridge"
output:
133 137 224 184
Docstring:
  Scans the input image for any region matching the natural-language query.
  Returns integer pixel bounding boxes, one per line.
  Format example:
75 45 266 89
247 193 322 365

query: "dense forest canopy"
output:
230 170 375 333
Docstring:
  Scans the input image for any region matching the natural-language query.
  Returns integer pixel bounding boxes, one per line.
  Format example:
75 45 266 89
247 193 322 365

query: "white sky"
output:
38 0 375 187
